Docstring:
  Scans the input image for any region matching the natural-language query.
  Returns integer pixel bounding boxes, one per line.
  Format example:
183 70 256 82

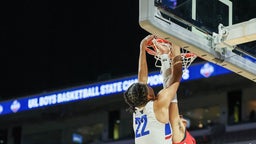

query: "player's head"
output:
124 82 155 113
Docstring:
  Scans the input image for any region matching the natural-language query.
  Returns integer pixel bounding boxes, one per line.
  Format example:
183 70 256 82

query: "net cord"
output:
151 41 197 71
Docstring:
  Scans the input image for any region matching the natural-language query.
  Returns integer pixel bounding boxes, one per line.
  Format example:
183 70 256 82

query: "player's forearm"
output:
138 47 148 83
160 53 172 88
162 68 172 88
171 55 183 83
162 44 182 87
163 55 182 87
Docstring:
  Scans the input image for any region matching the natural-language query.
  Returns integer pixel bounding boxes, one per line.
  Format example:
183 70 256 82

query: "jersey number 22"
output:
135 115 150 138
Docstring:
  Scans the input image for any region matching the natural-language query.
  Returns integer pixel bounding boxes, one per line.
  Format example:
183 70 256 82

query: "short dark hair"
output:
123 83 149 113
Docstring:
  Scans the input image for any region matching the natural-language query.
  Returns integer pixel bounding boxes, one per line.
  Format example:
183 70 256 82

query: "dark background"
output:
2 0 152 100
2 0 256 100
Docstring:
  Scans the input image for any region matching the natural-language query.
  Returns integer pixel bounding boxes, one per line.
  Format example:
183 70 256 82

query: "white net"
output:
147 38 197 71
154 49 197 71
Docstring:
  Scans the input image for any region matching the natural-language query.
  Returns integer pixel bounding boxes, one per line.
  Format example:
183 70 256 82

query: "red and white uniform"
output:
133 101 173 144
173 130 196 144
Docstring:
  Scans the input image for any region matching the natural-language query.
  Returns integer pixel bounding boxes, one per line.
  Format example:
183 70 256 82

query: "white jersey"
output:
133 101 172 144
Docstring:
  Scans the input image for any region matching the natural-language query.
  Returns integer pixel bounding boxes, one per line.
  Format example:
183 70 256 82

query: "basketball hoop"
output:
146 37 197 71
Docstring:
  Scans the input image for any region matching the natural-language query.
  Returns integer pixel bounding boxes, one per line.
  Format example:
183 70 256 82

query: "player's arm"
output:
169 103 187 143
157 42 184 126
157 43 183 107
138 35 154 84
158 45 182 97
161 44 186 142
156 41 194 143
164 44 182 87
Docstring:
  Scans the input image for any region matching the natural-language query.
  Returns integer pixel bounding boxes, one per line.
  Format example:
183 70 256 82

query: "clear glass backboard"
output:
139 0 256 82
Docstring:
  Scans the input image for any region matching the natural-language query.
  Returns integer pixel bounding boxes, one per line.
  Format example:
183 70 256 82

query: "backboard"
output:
139 0 256 82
